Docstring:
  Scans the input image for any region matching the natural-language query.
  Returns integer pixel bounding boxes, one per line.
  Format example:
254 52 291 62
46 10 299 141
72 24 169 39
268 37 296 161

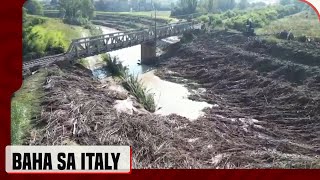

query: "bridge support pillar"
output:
141 41 156 65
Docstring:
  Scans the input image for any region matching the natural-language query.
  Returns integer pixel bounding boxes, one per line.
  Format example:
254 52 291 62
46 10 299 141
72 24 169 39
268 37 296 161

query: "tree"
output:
81 0 95 19
199 0 236 13
208 0 214 12
293 0 307 10
95 0 106 11
217 0 235 11
186 0 198 14
238 0 249 10
50 0 59 6
130 0 139 10
250 2 266 8
171 0 198 16
280 0 292 6
24 0 43 15
59 0 95 25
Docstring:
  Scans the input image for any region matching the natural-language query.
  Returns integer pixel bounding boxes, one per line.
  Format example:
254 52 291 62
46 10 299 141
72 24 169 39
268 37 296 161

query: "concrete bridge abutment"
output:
141 41 156 65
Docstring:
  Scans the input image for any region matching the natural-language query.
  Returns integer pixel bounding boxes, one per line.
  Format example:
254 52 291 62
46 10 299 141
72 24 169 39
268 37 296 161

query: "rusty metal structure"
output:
23 22 195 71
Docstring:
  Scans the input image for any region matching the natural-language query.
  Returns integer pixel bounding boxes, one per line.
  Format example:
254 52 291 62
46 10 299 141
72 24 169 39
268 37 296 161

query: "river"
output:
84 25 213 121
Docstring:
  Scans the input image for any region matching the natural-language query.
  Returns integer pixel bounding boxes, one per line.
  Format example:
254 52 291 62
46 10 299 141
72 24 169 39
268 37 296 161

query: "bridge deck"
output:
23 22 196 70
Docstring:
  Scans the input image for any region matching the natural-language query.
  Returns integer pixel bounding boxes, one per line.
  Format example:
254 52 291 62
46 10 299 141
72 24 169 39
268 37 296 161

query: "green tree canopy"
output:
59 0 95 25
238 0 249 10
50 0 58 6
199 0 237 13
23 0 43 15
280 0 292 6
171 0 198 16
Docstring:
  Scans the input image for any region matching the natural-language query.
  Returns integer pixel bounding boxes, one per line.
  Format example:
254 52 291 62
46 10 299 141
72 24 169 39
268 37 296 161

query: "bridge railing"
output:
74 22 193 44
67 22 194 57
23 22 196 70
71 22 193 43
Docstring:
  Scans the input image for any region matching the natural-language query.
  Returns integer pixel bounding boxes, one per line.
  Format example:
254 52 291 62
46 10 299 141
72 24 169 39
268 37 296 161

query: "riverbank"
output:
43 10 176 31
27 60 320 168
24 29 320 168
11 70 47 145
15 15 320 168
155 30 320 168
92 12 177 31
80 24 212 120
13 18 99 145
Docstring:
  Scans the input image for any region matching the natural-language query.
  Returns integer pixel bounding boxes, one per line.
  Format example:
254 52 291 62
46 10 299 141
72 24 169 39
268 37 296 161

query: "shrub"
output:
23 19 68 60
102 54 128 77
265 36 280 44
102 54 156 112
170 0 198 17
223 10 237 18
276 30 295 40
199 15 209 23
63 17 90 26
208 14 223 26
84 23 103 36
224 5 301 31
121 74 156 113
297 35 307 42
181 31 195 43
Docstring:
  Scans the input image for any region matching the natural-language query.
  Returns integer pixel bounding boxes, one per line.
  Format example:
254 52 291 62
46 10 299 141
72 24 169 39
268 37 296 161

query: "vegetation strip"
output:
102 54 156 112
11 70 47 145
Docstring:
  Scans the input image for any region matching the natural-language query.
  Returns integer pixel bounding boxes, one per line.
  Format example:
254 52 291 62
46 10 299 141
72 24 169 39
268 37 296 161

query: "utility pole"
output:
152 0 157 44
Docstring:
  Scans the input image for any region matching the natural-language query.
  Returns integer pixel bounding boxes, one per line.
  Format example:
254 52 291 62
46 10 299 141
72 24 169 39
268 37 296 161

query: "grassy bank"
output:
11 70 47 145
14 16 94 145
256 12 320 38
197 5 302 31
102 55 156 112
23 15 90 60
29 15 88 44
43 10 175 21
96 11 173 21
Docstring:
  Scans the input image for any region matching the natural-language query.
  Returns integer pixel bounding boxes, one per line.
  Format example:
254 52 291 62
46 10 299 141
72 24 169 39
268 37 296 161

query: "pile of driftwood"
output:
26 62 319 169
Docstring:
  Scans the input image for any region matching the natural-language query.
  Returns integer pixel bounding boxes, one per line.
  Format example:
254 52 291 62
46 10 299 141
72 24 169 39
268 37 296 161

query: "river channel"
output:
84 26 213 121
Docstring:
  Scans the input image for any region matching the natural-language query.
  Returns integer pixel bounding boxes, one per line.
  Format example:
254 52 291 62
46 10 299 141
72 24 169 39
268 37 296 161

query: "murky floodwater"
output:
91 27 149 75
85 26 213 120
140 71 213 120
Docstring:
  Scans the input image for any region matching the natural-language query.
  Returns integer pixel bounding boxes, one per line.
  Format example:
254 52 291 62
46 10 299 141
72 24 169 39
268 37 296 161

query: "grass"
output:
11 70 47 145
30 15 89 45
102 54 156 112
95 11 174 21
121 74 156 113
43 10 175 21
78 58 90 68
102 54 128 77
15 16 90 145
256 12 320 38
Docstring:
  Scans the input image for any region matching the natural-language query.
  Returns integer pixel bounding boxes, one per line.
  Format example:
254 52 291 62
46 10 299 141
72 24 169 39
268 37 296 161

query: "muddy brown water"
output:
84 26 213 121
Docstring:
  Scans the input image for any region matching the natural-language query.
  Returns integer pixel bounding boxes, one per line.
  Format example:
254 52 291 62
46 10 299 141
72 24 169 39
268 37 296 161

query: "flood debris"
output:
29 30 320 169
